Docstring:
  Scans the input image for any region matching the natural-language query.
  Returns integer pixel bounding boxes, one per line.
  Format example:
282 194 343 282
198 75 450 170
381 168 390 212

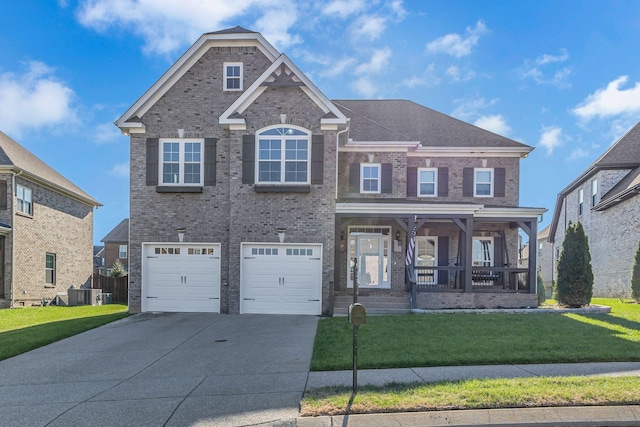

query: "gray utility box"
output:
101 293 113 304
68 289 102 306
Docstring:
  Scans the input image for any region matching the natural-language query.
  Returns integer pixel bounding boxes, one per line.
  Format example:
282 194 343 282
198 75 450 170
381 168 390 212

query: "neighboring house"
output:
0 131 101 308
93 245 105 275
536 225 554 293
101 218 129 275
116 26 545 315
549 122 640 298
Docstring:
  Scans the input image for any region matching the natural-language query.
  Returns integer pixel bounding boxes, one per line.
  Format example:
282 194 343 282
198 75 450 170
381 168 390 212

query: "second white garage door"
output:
240 243 322 315
142 243 221 313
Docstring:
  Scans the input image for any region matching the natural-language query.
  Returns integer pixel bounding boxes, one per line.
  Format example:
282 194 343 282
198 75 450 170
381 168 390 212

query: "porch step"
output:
333 294 410 316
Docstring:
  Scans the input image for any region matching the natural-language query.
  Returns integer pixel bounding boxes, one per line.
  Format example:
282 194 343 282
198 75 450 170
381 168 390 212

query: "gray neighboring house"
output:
0 131 101 308
101 218 129 275
93 245 105 275
549 121 640 298
116 26 546 315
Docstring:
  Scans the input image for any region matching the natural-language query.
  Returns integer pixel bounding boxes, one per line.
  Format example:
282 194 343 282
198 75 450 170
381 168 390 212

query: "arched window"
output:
256 126 310 184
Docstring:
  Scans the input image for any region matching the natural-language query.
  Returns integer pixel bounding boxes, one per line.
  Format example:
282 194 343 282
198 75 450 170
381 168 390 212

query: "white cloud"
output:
445 65 476 82
451 97 498 121
573 76 640 120
76 0 301 55
388 0 406 20
426 20 487 58
352 77 377 97
322 0 366 17
355 48 391 75
568 148 589 161
94 121 126 144
538 126 563 155
109 161 130 178
473 115 511 136
351 15 387 41
521 49 571 88
320 57 357 78
0 61 76 137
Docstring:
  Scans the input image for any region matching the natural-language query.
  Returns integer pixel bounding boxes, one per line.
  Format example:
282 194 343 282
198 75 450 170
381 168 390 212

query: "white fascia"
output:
336 202 483 215
409 146 534 158
116 32 279 132
341 140 421 152
474 207 548 219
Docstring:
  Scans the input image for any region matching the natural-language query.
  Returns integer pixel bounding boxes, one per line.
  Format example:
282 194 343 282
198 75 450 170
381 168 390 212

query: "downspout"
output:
10 170 21 308
330 120 349 317
335 119 350 200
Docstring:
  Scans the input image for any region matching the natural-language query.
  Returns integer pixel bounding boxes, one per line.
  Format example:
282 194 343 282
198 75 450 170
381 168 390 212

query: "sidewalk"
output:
299 362 640 426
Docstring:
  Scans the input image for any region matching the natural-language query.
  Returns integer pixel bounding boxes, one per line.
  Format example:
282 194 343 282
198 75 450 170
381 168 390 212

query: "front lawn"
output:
0 304 129 361
311 298 640 371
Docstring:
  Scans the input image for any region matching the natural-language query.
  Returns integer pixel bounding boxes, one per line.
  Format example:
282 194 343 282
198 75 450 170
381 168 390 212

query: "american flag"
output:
405 218 418 267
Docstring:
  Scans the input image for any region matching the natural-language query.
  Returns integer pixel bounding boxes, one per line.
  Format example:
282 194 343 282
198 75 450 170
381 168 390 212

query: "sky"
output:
1 0 640 244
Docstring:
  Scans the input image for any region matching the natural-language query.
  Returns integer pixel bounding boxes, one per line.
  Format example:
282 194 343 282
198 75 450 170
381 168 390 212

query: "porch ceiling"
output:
336 202 546 219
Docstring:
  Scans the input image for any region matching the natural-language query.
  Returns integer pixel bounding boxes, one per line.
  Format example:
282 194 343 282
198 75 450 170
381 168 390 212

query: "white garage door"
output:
240 243 322 315
142 243 221 313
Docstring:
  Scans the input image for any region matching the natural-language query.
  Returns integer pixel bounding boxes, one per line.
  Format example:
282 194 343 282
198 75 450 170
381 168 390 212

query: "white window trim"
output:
45 252 56 285
417 167 438 197
158 138 204 186
578 188 584 215
16 183 33 215
472 237 494 267
346 226 391 289
360 163 381 194
591 179 598 206
474 168 494 197
119 245 127 259
223 62 243 91
255 125 311 185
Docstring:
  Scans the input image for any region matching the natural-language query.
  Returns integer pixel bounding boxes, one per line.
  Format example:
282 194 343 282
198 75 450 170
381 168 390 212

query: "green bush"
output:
537 272 546 305
632 241 640 303
110 259 127 278
555 221 593 307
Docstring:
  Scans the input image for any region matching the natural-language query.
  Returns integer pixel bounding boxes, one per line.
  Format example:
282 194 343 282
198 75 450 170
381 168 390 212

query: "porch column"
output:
464 217 474 292
528 219 538 294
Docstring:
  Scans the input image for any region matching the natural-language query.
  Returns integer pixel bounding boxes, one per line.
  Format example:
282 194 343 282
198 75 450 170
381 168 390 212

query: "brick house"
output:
116 26 545 315
0 131 100 308
100 218 129 275
549 121 640 298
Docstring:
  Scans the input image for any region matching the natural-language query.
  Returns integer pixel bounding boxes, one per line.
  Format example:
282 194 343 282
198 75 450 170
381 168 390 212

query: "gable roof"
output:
0 131 100 207
333 100 532 152
548 120 640 241
101 218 129 243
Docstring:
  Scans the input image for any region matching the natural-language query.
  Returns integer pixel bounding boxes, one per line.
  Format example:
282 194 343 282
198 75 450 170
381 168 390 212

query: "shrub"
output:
555 221 593 307
110 259 127 278
537 272 546 305
632 241 640 303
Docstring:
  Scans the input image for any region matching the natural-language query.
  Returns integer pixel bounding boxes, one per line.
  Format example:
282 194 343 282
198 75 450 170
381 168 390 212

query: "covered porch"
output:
331 202 546 315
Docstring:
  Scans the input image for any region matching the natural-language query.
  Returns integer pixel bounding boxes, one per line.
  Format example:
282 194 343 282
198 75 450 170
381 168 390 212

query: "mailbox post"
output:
349 257 366 394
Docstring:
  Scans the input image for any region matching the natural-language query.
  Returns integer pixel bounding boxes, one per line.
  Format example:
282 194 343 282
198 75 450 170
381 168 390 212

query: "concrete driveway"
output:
0 312 319 427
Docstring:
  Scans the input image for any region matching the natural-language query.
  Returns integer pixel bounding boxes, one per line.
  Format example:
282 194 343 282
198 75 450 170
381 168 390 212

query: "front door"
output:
348 231 390 288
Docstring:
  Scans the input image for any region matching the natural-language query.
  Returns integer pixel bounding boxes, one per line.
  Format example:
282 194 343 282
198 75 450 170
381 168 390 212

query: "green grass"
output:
311 298 640 371
301 376 640 416
0 304 129 361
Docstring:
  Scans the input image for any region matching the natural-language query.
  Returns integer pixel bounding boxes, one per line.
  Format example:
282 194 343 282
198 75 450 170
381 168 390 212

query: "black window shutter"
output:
242 134 255 184
438 167 449 197
463 168 473 197
381 163 392 194
349 163 360 192
494 167 506 197
310 135 324 185
0 180 6 210
494 235 505 267
406 167 417 197
204 138 217 186
438 236 449 285
146 138 159 186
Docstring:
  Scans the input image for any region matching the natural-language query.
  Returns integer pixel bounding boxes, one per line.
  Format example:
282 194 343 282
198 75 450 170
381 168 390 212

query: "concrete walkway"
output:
300 362 640 426
0 312 318 427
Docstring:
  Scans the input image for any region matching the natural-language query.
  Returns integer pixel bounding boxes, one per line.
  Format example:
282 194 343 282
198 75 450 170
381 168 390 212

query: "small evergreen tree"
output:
110 259 127 278
632 241 640 303
537 272 546 305
555 221 593 307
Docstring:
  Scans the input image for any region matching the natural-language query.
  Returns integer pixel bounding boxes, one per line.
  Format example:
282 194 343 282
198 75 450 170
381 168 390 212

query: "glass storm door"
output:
348 234 390 288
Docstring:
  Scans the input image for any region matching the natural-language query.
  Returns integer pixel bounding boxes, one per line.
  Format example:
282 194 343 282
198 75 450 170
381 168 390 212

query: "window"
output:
360 163 381 193
474 169 493 197
591 179 598 206
16 184 32 215
418 168 437 197
578 188 584 215
223 62 243 91
160 139 203 186
472 238 493 267
119 245 127 259
45 253 56 285
257 127 310 184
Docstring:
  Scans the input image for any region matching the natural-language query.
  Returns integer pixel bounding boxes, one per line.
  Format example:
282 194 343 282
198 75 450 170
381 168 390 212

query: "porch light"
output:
277 227 286 243
177 228 186 242
395 230 401 240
